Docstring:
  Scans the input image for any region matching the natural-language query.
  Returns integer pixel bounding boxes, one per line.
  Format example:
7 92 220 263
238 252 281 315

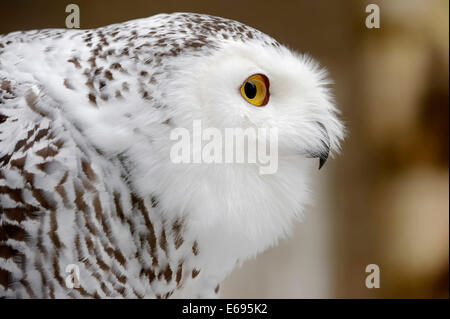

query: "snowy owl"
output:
0 12 344 298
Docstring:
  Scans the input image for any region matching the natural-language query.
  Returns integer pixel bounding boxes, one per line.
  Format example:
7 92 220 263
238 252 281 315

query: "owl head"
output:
126 14 345 259
164 40 344 170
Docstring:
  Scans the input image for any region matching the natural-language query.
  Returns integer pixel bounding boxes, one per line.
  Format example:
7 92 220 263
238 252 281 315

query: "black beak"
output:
318 147 329 170
309 122 330 170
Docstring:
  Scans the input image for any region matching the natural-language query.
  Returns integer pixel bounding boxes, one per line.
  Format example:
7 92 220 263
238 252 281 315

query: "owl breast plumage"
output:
0 12 343 298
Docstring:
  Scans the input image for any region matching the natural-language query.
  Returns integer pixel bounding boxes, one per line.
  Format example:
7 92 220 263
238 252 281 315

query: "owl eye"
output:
240 74 270 107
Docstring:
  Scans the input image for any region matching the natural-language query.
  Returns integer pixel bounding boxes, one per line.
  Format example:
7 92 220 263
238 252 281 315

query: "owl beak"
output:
318 147 329 170
307 144 329 169
308 122 330 170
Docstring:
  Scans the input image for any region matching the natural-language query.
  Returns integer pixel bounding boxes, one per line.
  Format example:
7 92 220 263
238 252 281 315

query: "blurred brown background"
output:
1 0 448 298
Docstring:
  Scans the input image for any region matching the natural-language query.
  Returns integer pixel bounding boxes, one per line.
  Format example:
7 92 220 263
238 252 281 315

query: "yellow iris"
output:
240 74 270 107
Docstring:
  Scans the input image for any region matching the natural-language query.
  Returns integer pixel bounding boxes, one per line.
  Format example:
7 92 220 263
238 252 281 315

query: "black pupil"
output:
244 81 257 99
